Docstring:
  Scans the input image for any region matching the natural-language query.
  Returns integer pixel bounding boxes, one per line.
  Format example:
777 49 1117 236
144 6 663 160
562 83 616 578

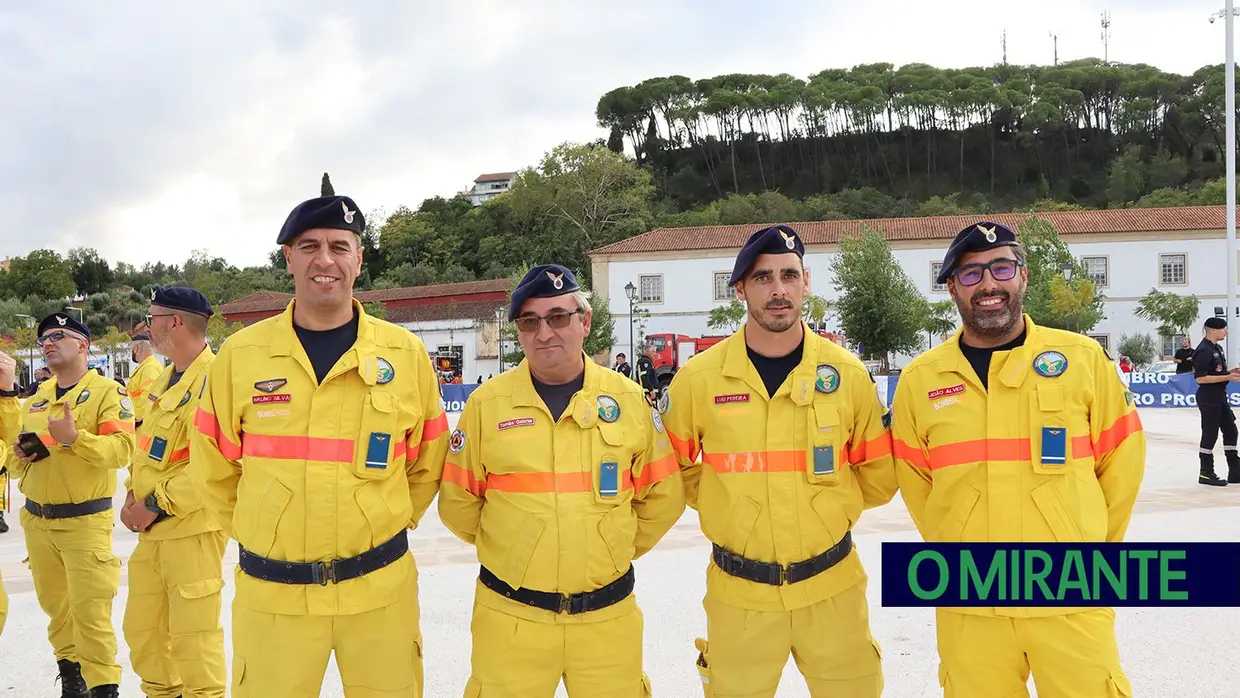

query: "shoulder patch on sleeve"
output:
448 429 466 454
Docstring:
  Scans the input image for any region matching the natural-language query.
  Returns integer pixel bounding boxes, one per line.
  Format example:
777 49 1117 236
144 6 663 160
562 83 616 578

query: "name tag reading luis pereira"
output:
881 543 1240 607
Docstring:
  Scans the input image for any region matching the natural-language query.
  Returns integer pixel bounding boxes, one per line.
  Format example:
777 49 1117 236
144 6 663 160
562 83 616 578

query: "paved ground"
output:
1 407 1237 697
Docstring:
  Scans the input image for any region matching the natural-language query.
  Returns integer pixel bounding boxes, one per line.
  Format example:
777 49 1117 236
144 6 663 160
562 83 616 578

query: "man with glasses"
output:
121 286 227 698
891 221 1145 696
192 195 449 698
8 312 136 698
126 329 164 430
439 263 685 697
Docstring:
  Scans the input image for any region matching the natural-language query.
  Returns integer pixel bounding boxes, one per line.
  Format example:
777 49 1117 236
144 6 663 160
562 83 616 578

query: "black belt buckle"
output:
769 564 789 586
311 560 337 586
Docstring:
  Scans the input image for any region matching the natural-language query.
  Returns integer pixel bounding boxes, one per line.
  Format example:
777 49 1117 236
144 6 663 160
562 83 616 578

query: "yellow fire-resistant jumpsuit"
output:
191 300 449 698
439 358 686 698
123 345 227 698
0 392 17 638
892 317 1144 697
128 353 164 427
663 326 897 698
8 370 136 688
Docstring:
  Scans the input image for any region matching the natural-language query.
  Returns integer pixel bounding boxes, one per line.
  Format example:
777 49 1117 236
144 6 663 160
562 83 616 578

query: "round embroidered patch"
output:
815 364 841 394
448 429 466 454
120 397 134 411
651 407 665 433
1033 351 1068 378
597 395 621 423
656 390 670 414
376 358 395 384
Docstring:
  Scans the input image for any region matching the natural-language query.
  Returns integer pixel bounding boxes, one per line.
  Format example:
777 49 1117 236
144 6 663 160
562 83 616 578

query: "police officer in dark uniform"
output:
1192 316 1240 486
634 344 659 405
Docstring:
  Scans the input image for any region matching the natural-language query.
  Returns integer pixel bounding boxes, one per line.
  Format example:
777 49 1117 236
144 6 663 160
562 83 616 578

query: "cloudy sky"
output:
0 0 1227 270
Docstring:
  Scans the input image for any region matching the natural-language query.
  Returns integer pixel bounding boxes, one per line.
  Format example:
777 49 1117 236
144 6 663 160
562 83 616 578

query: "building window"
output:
1159 254 1186 285
713 272 736 301
1082 256 1108 287
639 274 663 303
1089 334 1110 354
930 262 947 292
1162 334 1187 357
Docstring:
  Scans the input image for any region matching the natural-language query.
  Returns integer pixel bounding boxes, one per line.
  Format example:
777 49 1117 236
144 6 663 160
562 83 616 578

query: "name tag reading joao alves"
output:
880 543 1240 607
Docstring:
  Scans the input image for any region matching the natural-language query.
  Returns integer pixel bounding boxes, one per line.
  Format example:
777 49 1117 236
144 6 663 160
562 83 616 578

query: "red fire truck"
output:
642 327 848 387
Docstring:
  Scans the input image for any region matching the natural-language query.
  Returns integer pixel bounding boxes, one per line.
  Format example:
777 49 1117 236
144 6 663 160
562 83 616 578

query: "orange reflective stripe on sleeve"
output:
848 433 892 464
38 433 55 447
423 412 449 441
443 461 486 497
193 408 242 461
98 420 135 435
1094 411 1142 456
129 389 143 398
666 430 699 462
893 438 929 470
634 453 678 489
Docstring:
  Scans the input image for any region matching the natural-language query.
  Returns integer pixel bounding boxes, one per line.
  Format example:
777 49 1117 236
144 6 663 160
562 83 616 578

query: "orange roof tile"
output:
474 172 516 183
588 205 1229 255
219 279 512 316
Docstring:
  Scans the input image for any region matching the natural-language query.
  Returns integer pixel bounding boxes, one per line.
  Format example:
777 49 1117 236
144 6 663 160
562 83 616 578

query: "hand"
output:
46 404 78 445
11 441 34 463
120 491 138 531
127 501 158 533
0 352 15 391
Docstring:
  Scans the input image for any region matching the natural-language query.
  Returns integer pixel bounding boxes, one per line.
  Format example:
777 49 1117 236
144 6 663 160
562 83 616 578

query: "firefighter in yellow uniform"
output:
439 264 686 698
663 226 897 698
120 286 227 698
8 313 136 698
191 195 449 698
892 221 1144 697
127 333 164 428
0 349 19 636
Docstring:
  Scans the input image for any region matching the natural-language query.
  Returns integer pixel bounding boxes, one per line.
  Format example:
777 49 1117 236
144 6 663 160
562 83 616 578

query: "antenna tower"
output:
1002 30 1008 65
1101 11 1112 63
1049 31 1059 65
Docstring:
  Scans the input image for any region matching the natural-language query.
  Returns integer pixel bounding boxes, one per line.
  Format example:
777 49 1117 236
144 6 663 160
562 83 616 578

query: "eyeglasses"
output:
953 258 1024 287
37 331 78 347
145 313 176 325
514 310 582 334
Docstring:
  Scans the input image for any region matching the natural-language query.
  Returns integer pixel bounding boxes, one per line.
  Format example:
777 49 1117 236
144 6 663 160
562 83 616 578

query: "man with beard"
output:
891 221 1145 697
126 333 164 430
662 225 896 697
8 312 136 698
121 286 227 698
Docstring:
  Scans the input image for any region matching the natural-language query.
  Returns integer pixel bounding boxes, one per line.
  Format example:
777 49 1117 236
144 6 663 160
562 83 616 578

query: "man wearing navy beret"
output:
125 327 163 429
891 221 1144 695
439 263 684 697
11 311 136 697
662 225 896 697
192 195 448 698
121 285 228 698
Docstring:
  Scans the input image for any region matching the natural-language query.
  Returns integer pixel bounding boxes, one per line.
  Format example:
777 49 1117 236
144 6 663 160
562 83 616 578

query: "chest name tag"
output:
366 432 392 469
599 462 619 498
812 446 836 476
1040 427 1067 466
149 436 168 462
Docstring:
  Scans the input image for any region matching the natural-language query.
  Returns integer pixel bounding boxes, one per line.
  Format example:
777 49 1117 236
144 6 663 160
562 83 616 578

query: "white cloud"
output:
0 1 1229 270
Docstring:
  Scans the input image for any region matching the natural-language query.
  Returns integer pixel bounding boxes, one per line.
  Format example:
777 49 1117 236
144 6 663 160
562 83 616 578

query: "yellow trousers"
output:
231 567 423 698
463 600 652 698
694 579 883 698
936 608 1133 697
0 566 7 636
21 510 121 688
123 530 228 698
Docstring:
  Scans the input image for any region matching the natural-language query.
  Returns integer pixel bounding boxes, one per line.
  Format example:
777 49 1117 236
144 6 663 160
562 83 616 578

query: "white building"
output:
466 172 517 207
588 205 1234 368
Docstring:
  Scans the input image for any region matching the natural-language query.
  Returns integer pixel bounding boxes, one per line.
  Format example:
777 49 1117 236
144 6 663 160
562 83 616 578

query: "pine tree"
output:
321 173 335 197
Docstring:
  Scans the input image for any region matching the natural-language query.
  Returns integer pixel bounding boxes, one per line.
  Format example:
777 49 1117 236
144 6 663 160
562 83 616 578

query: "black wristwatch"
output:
144 493 170 519
0 388 18 398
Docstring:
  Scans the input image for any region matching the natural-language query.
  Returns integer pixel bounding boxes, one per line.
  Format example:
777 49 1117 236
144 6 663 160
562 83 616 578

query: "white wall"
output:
599 233 1239 369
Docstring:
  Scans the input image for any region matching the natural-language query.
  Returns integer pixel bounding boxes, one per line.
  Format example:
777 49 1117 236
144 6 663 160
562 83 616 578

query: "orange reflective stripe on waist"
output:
441 461 656 496
423 412 449 441
240 433 409 464
703 451 805 473
898 435 1096 471
137 434 191 463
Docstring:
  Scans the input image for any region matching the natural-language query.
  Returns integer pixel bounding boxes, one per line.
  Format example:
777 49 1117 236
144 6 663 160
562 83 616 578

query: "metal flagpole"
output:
1228 0 1238 367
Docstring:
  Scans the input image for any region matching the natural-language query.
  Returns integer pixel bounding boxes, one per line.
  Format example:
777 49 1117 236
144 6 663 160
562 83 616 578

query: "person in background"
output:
614 352 631 379
1119 356 1133 373
1192 317 1240 486
634 346 659 404
1174 335 1195 374
126 333 164 431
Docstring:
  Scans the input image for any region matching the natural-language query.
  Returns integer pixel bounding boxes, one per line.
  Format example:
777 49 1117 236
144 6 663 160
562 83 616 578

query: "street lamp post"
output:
1061 262 1074 333
63 306 84 323
1212 2 1239 366
15 314 35 385
624 282 637 366
494 307 506 373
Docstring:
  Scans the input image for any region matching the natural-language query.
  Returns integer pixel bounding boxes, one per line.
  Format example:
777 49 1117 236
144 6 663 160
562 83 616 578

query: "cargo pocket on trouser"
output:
694 638 714 698
938 664 953 697
232 656 248 698
413 635 425 698
464 678 484 697
1107 670 1133 697
639 671 653 698
171 578 224 635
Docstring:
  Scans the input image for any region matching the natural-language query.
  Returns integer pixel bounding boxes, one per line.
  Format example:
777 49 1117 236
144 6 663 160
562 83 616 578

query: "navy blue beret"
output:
936 221 1020 284
151 285 214 317
729 225 805 285
1206 317 1227 329
508 264 581 321
277 195 365 245
38 312 90 340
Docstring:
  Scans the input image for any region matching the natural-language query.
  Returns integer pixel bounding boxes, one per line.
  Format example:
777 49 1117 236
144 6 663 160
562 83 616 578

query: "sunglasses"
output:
514 310 582 334
953 258 1024 287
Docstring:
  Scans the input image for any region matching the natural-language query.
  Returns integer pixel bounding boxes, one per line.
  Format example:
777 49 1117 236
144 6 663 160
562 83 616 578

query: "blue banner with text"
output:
441 383 480 413
881 542 1240 607
1122 371 1240 408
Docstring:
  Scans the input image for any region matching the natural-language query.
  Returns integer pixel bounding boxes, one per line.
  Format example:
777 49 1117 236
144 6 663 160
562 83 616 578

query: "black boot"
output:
0 510 7 533
89 686 119 698
1200 454 1228 486
1228 454 1240 484
55 659 89 698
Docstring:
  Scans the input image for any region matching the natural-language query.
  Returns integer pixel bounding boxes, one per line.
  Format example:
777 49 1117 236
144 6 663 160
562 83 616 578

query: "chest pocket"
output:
591 421 633 504
1030 384 1070 475
354 392 402 480
809 401 843 482
146 411 185 469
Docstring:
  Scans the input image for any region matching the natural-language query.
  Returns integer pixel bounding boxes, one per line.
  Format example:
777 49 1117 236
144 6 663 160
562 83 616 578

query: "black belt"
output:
713 531 853 586
479 564 635 614
24 497 112 520
238 531 408 586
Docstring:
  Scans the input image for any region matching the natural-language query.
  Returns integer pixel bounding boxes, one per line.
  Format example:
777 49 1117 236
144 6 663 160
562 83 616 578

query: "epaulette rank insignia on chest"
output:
177 391 191 408
75 390 90 405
